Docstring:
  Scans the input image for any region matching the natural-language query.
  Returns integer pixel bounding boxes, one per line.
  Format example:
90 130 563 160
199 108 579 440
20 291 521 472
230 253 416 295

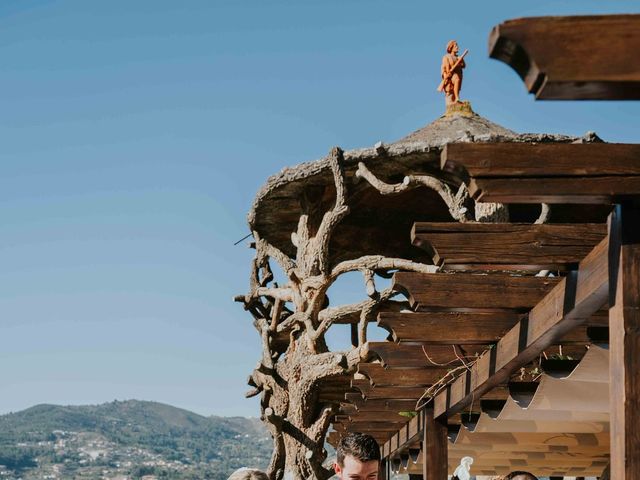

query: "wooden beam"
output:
469 176 640 204
351 380 427 400
358 363 449 387
333 422 399 437
441 143 640 178
327 431 340 447
393 272 560 311
379 311 600 345
346 410 409 423
432 233 610 418
423 408 448 480
346 396 418 412
365 342 491 368
609 204 640 479
378 311 520 344
343 419 408 430
412 221 608 270
441 143 640 204
488 15 640 100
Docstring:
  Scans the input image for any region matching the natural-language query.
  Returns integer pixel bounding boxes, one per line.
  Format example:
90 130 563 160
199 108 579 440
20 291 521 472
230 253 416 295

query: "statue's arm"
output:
441 56 451 77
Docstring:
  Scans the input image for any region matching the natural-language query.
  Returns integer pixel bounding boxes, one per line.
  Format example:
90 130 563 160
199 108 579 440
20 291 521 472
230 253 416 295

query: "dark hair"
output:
337 432 381 466
504 472 538 480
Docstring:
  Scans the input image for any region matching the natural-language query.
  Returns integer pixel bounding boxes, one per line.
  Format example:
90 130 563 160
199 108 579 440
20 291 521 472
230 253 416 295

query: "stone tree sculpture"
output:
235 109 591 480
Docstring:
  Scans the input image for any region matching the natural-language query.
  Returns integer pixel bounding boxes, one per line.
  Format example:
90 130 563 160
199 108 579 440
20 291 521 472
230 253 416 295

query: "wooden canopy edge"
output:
488 14 640 100
441 142 640 204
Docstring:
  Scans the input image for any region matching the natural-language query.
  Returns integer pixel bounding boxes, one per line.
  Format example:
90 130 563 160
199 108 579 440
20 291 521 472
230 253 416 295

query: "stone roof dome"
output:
396 105 516 146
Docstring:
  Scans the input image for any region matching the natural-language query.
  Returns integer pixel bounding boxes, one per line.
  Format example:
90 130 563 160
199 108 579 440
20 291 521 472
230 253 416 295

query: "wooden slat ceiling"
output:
488 14 640 100
326 221 612 460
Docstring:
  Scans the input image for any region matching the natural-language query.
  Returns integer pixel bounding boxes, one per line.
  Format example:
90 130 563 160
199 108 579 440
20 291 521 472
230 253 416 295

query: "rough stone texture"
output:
248 109 608 267
396 109 516 145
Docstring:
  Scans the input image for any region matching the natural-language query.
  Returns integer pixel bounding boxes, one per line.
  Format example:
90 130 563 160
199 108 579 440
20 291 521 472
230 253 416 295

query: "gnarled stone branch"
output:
355 162 474 222
313 147 350 276
331 255 438 279
535 203 551 224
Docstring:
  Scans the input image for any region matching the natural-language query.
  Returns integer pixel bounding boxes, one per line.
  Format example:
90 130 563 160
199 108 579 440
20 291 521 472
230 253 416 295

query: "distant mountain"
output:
0 400 271 480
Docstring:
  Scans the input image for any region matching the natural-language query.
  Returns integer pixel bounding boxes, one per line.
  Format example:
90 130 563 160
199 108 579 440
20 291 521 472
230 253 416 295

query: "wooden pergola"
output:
327 14 640 479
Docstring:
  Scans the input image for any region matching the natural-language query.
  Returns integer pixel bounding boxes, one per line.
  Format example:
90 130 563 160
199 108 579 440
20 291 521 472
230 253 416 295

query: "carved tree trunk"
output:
280 343 332 480
237 145 550 480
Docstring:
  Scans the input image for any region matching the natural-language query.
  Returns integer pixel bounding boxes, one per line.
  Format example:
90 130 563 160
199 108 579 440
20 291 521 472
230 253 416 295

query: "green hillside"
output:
0 400 271 480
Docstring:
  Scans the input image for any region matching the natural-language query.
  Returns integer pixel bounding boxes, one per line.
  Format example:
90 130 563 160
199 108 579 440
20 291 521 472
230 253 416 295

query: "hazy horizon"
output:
0 398 261 419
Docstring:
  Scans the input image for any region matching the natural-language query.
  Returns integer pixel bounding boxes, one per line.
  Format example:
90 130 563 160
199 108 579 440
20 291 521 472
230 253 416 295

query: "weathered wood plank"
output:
327 431 340 448
442 143 640 177
352 382 427 400
433 234 609 418
424 408 448 480
609 205 640 479
468 176 640 204
378 311 521 344
346 410 409 423
488 15 640 100
366 342 491 368
393 272 559 311
346 396 418 412
412 221 607 269
358 363 449 387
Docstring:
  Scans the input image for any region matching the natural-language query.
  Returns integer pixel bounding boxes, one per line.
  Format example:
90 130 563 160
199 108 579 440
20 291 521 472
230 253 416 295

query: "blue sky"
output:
0 0 637 417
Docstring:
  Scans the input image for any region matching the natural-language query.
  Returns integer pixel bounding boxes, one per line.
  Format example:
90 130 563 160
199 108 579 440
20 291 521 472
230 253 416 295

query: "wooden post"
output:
379 459 387 480
609 204 640 479
350 323 358 347
422 408 448 479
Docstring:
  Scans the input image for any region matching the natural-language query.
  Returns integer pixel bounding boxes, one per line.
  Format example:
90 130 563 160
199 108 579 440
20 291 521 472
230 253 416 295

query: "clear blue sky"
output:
0 0 637 417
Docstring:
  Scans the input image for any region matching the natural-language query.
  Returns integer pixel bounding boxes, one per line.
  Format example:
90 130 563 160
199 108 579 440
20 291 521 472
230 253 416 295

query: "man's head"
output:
334 432 380 480
504 472 538 480
447 40 459 54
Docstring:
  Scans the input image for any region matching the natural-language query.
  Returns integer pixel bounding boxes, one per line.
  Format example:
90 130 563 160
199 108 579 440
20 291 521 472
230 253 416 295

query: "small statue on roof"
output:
438 40 468 106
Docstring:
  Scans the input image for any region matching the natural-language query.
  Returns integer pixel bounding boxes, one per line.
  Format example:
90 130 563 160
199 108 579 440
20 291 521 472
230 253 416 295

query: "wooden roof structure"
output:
323 14 640 479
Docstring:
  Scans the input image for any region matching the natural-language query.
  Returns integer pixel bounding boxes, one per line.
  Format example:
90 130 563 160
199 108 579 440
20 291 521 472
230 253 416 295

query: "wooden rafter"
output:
488 15 640 100
441 143 640 204
378 311 520 344
344 395 417 412
412 221 607 270
365 342 491 368
351 381 427 401
357 363 448 387
393 272 560 311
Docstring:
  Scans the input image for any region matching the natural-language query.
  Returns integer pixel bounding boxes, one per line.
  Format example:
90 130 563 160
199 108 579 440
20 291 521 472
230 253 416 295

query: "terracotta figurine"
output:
438 40 468 105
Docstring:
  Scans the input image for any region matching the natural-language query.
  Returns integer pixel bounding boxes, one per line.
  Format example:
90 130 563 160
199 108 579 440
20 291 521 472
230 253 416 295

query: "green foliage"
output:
398 411 417 418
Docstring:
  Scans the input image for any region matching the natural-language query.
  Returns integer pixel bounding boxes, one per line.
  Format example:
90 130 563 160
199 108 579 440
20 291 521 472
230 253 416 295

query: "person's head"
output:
447 40 459 54
504 472 538 480
334 432 380 480
227 468 269 480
